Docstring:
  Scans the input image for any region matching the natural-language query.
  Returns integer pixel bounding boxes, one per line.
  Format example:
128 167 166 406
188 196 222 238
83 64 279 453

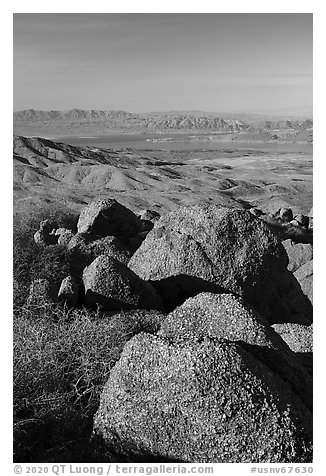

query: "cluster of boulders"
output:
250 206 313 245
29 197 313 463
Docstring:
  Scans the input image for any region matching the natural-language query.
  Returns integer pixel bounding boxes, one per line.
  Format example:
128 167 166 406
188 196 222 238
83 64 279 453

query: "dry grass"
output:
13 206 154 462
13 302 149 462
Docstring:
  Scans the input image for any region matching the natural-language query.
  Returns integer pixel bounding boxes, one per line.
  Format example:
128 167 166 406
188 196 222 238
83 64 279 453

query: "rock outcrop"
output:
77 198 141 237
92 333 312 463
83 255 164 312
129 205 288 319
159 292 312 409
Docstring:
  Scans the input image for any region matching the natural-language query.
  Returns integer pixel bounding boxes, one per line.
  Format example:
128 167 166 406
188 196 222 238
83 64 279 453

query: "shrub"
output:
13 304 151 462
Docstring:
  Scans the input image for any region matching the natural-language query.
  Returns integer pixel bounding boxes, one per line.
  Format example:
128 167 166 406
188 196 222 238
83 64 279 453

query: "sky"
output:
13 13 313 115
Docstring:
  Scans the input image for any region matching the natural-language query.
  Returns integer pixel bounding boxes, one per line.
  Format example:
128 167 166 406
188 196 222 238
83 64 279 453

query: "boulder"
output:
308 207 313 217
83 255 164 312
139 219 154 232
92 333 312 463
289 219 301 227
138 209 161 222
278 207 293 222
86 236 133 265
67 234 133 276
26 278 57 306
272 323 313 354
159 292 312 409
33 219 60 246
249 207 263 217
272 323 313 376
159 293 282 348
58 275 81 307
271 269 312 325
39 219 58 234
294 260 313 304
54 228 74 246
77 198 141 237
129 205 288 318
294 214 309 228
282 240 313 273
308 217 313 230
67 232 99 251
33 229 57 246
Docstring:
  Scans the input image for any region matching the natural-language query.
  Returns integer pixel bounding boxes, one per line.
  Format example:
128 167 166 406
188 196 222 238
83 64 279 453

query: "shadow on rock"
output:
150 274 229 312
235 341 312 411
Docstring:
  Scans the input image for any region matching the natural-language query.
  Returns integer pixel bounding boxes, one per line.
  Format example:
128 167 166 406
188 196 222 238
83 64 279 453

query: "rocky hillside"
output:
13 109 313 141
21 197 313 462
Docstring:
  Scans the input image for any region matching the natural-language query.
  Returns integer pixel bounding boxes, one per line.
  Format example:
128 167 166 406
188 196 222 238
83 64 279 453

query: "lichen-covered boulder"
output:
128 205 288 318
77 198 141 237
159 292 312 409
92 333 312 463
83 255 164 311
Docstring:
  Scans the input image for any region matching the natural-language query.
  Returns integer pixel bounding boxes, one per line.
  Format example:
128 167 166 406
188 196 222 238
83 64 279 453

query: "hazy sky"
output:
13 13 312 114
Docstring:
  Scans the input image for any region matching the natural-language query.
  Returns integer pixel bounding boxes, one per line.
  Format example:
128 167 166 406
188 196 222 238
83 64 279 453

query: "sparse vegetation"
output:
14 302 139 462
13 207 78 306
13 208 144 462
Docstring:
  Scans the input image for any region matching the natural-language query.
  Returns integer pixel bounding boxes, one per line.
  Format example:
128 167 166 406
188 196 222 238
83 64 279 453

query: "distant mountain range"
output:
13 109 313 142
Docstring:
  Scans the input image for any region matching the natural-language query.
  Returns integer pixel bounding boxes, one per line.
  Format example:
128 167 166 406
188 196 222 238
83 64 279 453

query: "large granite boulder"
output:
77 198 141 237
128 205 288 318
159 293 283 347
92 333 312 463
159 292 312 409
83 255 164 312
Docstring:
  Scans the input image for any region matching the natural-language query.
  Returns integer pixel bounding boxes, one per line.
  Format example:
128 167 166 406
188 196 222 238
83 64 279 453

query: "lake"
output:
55 133 313 154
